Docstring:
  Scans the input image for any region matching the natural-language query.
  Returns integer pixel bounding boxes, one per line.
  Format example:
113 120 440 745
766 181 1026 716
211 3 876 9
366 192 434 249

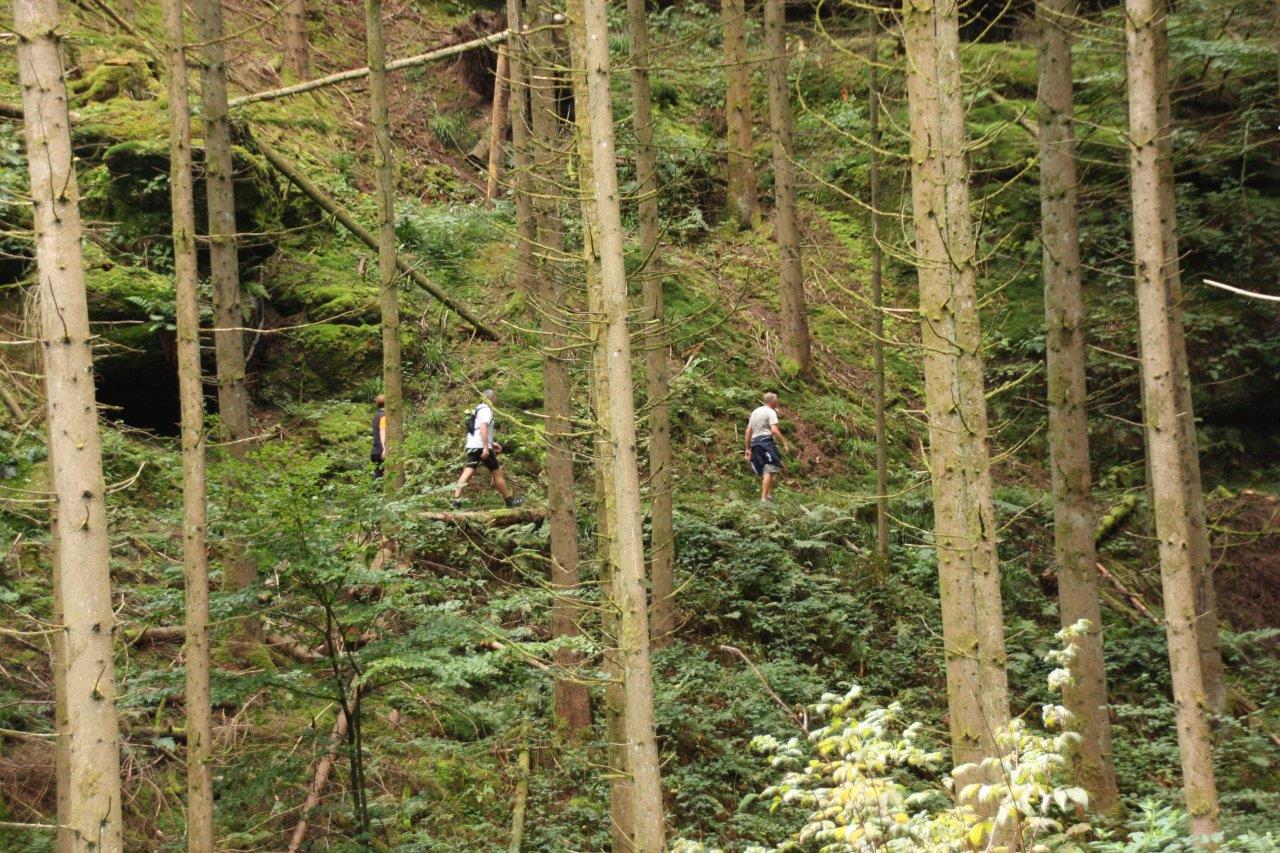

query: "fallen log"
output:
422 508 548 527
251 135 499 340
126 625 186 647
1096 561 1161 626
288 704 351 852
1094 493 1140 546
229 30 510 109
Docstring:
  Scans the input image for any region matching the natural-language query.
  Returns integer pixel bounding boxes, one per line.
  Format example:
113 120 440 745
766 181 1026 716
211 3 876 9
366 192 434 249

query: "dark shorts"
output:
465 448 501 471
750 438 783 477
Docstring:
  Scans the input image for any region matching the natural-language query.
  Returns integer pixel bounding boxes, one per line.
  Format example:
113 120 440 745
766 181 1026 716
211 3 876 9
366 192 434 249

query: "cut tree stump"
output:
422 508 548 528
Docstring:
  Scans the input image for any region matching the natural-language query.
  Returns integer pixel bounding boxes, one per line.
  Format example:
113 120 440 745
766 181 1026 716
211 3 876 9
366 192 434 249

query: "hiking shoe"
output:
450 498 463 509
505 496 525 508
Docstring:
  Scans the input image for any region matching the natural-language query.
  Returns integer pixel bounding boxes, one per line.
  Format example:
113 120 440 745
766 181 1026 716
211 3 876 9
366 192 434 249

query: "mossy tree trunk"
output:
1037 0 1120 812
162 0 215 846
764 0 811 376
486 45 511 202
902 0 1010 776
868 38 889 560
284 0 310 80
626 0 676 649
572 0 667 846
365 0 405 490
16 1 124 847
722 0 758 229
198 0 258 642
1125 0 1221 837
528 0 593 739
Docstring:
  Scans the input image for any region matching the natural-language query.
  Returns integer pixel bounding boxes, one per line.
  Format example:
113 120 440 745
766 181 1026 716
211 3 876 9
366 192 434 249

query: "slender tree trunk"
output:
626 0 675 649
198 0 258 640
722 0 758 229
1037 0 1120 813
902 0 1010 774
161 0 215 846
526 0 592 738
506 3 536 299
1125 0 1221 838
16 2 124 847
487 45 512 202
764 0 811 375
572 0 666 846
1152 23 1225 715
283 0 310 80
365 0 404 490
868 43 889 561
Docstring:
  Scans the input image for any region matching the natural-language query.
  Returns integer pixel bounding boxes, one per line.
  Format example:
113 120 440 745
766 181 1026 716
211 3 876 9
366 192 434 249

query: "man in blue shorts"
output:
744 392 791 503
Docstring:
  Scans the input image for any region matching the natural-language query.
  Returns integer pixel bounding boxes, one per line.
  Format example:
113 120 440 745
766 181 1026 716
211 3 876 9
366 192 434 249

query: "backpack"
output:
464 404 483 435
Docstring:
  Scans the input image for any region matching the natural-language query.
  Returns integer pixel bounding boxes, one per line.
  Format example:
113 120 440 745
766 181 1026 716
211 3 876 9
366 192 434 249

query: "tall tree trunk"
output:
486 45 511 202
902 0 1010 774
1152 22 1225 715
161 0 215 846
16 2 124 847
764 0 811 375
198 0 258 640
526 0 592 738
572 0 666 846
722 0 758 229
868 40 889 561
1037 0 1120 813
365 0 404 490
283 0 310 80
1125 0 1221 837
626 0 675 649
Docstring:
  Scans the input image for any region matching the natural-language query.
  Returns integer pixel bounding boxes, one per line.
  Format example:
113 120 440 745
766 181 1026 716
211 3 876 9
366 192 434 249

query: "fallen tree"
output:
251 134 499 340
421 508 548 527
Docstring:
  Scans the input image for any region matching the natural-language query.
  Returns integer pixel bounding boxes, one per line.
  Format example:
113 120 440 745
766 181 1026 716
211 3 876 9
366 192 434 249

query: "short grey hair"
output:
762 391 778 405
482 388 497 402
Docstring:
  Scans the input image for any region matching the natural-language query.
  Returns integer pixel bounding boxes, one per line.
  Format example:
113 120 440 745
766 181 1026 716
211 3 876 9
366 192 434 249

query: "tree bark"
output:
1037 0 1120 813
198 0 258 640
572 0 666 847
626 0 675 650
526 0 593 739
161 0 215 846
868 41 889 561
1125 0 1221 837
250 136 498 338
283 0 310 81
364 0 405 490
722 0 758 229
764 0 811 375
902 0 1010 774
486 45 511 202
287 706 349 853
1152 22 1225 715
16 2 124 847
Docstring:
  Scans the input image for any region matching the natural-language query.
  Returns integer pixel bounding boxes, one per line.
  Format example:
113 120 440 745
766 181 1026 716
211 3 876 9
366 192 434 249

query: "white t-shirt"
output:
747 405 779 441
466 403 494 450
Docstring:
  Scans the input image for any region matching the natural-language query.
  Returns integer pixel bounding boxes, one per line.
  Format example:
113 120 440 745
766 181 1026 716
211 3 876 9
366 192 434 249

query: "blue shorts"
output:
750 438 783 477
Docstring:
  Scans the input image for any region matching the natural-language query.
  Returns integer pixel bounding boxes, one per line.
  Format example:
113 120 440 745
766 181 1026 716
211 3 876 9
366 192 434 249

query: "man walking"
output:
452 389 524 508
370 394 387 480
744 392 790 503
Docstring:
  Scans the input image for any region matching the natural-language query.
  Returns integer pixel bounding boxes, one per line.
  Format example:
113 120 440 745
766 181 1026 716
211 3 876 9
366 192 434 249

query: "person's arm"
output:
479 421 491 456
744 423 752 460
770 422 790 454
379 415 387 460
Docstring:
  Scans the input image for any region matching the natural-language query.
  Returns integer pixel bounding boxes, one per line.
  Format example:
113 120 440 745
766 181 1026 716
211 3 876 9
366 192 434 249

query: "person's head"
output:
482 388 496 404
375 394 385 408
762 391 778 410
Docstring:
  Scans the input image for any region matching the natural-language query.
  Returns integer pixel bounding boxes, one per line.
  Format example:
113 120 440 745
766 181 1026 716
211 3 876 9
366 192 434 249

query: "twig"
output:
719 645 807 731
1095 562 1160 626
1203 278 1280 303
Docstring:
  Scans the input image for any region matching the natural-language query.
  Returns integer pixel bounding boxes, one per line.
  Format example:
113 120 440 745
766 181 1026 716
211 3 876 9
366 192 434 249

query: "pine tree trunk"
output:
365 0 404 490
572 0 666 846
527 0 593 738
902 0 1010 773
722 0 758 229
1151 23 1225 715
161 0 215 846
486 46 511 202
868 42 889 561
198 0 258 640
1125 0 1222 837
764 0 811 375
1037 0 1120 813
626 0 676 650
15 2 124 847
283 0 310 80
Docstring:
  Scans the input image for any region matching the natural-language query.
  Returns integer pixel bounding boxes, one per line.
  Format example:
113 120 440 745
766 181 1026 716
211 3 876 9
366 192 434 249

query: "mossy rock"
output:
69 50 156 104
259 323 381 400
267 238 378 320
84 247 172 322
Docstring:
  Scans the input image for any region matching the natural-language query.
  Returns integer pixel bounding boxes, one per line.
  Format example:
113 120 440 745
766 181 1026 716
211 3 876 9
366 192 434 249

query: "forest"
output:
0 0 1277 850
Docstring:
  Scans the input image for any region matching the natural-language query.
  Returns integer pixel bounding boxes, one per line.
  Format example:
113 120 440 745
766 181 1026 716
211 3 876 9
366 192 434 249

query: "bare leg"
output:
453 466 476 498
762 472 775 501
492 468 513 501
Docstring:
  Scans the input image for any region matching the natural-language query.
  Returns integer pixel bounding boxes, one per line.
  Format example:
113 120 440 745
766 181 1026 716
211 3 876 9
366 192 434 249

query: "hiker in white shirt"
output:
744 392 791 503
452 389 523 508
